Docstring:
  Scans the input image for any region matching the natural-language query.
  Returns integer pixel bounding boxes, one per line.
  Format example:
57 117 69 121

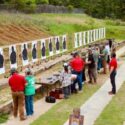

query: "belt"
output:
12 91 24 93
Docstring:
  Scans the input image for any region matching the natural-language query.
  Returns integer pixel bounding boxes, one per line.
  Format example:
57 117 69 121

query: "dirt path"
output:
1 45 125 125
64 46 125 125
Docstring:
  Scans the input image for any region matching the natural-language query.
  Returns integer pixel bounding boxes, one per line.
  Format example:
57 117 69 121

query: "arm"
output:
59 72 64 82
110 66 114 74
86 56 92 64
100 53 104 56
69 60 73 67
8 79 11 87
69 115 72 125
86 61 91 64
23 77 27 86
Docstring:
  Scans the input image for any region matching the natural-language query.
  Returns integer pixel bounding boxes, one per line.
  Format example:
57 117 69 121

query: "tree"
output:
0 0 5 4
36 0 49 4
10 0 26 9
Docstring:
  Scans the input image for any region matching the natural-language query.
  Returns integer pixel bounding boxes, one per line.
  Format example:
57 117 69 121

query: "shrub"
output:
36 0 49 4
23 4 36 13
67 5 74 13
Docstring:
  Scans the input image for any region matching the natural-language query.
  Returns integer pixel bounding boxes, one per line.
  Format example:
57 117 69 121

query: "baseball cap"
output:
25 68 32 74
10 68 17 75
63 63 68 67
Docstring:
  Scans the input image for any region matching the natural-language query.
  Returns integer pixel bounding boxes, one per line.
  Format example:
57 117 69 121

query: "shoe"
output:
79 90 83 93
20 117 27 121
108 91 116 95
88 80 92 83
14 115 17 118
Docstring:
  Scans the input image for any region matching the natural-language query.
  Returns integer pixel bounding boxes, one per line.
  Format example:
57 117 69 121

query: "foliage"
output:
67 5 74 13
0 0 125 19
10 0 26 10
36 0 49 4
0 113 8 124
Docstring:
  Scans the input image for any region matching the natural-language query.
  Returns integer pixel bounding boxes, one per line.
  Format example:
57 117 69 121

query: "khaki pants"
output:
102 60 107 74
12 92 25 120
88 67 97 83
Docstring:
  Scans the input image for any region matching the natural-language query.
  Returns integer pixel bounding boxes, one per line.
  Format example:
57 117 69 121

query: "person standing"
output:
8 68 26 121
111 46 116 57
109 53 117 95
105 42 110 64
93 47 99 71
108 39 113 49
70 52 84 93
81 55 86 82
87 49 97 84
98 45 103 71
25 68 35 116
100 45 108 74
60 63 72 99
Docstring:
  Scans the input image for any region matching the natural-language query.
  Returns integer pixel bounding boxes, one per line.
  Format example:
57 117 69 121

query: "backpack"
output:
45 96 56 103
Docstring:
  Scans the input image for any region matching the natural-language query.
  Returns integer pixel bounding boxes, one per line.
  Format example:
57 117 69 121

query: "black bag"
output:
45 96 56 103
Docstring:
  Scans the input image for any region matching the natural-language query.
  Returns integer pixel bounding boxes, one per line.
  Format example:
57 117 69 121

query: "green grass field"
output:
0 113 8 124
0 13 125 42
31 84 101 125
94 83 125 125
0 12 125 124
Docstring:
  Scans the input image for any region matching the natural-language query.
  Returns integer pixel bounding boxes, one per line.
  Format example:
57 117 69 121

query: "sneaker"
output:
20 117 27 121
79 90 83 93
108 91 116 95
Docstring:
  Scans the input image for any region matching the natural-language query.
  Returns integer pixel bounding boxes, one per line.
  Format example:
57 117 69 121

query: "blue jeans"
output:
98 57 102 70
72 71 83 91
25 95 34 116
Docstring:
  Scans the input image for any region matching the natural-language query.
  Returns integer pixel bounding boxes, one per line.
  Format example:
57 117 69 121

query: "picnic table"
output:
36 72 61 96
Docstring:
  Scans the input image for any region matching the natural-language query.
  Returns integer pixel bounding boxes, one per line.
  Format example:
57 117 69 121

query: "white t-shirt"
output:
105 45 110 55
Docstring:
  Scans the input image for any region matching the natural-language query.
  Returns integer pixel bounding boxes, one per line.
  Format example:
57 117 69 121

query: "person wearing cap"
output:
70 52 84 93
8 68 26 121
60 63 72 99
109 53 117 95
25 68 35 116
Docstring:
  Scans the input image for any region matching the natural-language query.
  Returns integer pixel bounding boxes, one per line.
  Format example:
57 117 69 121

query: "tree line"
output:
0 0 125 20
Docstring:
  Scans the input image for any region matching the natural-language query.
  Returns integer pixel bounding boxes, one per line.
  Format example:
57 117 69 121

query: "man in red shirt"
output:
8 68 26 121
70 52 84 93
109 53 117 95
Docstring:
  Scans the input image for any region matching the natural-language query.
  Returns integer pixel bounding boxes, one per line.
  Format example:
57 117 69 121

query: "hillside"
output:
0 12 125 46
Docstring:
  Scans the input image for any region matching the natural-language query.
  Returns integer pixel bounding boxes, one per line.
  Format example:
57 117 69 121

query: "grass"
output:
0 12 125 43
31 84 101 125
0 113 8 124
94 82 125 125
